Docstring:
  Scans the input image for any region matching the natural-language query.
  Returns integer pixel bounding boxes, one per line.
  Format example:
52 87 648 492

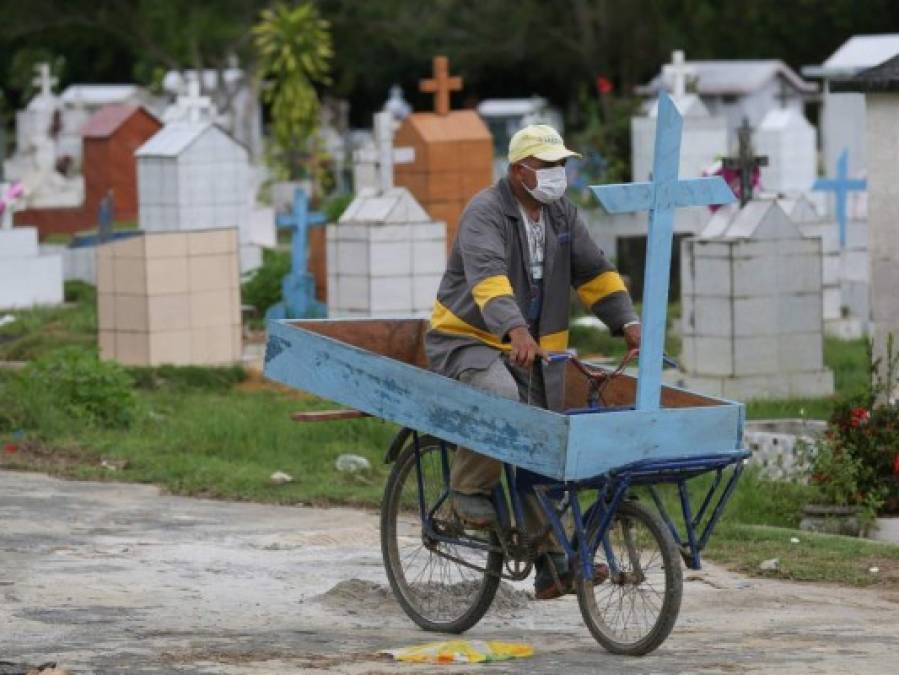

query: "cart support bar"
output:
290 409 371 422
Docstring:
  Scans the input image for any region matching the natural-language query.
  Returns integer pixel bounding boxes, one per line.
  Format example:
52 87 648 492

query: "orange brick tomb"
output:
394 56 493 250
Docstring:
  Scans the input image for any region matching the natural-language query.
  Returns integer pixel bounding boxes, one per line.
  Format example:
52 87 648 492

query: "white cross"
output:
180 73 213 123
32 62 57 98
662 50 696 99
353 111 415 192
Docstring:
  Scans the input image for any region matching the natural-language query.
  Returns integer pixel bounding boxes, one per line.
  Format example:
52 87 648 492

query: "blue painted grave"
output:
813 149 867 248
266 188 327 319
590 92 736 411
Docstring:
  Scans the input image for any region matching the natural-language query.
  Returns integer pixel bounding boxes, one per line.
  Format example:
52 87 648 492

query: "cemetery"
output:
2 2 899 672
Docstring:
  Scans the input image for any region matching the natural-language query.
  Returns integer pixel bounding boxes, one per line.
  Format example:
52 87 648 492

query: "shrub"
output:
12 347 137 432
241 248 291 315
814 336 899 514
63 280 97 305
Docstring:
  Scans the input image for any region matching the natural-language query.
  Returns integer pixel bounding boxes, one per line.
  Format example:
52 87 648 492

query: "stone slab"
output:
0 254 64 310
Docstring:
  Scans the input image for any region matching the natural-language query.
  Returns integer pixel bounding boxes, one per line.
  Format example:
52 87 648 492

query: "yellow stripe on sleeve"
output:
430 300 510 351
471 274 514 310
539 330 569 352
576 271 627 308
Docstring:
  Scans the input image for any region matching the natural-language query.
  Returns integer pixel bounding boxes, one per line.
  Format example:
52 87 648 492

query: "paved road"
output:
2 470 898 673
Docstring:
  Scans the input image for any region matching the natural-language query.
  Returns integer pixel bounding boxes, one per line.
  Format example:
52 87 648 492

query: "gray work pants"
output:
449 356 562 552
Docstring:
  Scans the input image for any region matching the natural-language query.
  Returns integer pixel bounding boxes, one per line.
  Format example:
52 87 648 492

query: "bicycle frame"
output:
411 431 749 580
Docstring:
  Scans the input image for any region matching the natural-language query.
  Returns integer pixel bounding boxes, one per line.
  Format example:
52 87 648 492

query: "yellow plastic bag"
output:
380 639 534 664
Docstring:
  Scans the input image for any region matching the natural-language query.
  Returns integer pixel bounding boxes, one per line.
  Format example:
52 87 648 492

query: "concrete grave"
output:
755 107 817 196
162 65 264 161
394 55 493 250
631 53 728 183
0 226 63 310
96 229 241 366
328 188 445 318
834 53 899 397
135 121 261 273
679 200 834 400
639 50 817 147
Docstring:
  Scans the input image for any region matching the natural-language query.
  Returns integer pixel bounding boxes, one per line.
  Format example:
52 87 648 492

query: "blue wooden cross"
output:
265 188 327 319
590 92 736 411
97 190 114 243
812 149 866 248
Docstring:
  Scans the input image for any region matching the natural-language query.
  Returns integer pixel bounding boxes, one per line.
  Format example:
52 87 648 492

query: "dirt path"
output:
2 470 898 673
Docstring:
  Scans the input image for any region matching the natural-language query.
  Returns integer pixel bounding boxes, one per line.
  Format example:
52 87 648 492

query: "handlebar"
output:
544 350 680 372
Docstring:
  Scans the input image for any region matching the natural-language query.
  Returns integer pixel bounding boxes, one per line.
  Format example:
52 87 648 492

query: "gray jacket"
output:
426 177 638 411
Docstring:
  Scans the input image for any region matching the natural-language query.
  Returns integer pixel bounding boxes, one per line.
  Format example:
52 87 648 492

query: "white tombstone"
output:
790 190 870 340
4 63 83 209
848 55 899 396
679 200 834 400
0 223 63 310
352 112 415 192
162 65 263 161
329 113 444 318
755 108 817 195
135 121 261 273
632 52 727 182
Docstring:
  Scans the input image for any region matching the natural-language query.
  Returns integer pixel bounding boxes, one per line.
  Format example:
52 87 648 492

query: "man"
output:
425 124 641 599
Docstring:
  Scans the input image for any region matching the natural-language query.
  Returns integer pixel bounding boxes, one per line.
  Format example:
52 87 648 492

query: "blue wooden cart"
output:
263 93 749 656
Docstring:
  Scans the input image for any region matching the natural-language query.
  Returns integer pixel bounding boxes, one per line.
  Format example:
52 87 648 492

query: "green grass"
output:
707 524 899 587
2 387 397 506
1 288 891 589
0 281 98 360
745 336 869 420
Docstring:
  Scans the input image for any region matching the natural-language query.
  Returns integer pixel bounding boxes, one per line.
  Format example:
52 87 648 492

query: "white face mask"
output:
521 164 567 203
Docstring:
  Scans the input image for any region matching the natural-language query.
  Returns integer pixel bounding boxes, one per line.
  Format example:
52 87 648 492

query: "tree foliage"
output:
253 1 333 178
3 1 899 130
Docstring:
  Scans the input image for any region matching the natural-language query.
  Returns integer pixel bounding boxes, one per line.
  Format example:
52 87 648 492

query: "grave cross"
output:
181 74 213 124
590 92 736 411
420 55 462 116
353 111 415 192
812 149 866 249
97 190 114 243
32 63 57 99
722 118 768 206
662 50 696 99
266 188 327 319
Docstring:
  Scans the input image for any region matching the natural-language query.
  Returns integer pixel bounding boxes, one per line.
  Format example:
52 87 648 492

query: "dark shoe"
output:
451 491 496 529
534 554 610 600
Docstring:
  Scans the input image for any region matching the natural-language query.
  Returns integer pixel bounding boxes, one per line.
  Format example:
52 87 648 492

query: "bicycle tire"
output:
575 499 682 655
381 432 503 633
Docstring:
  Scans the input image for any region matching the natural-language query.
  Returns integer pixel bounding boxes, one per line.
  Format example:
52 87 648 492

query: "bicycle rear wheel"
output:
576 500 682 655
381 433 503 633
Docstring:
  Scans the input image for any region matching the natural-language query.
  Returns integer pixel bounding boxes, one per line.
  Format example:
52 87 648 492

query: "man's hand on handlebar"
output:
623 322 641 353
507 326 546 368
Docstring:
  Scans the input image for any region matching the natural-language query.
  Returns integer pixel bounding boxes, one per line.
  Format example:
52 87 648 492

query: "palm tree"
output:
253 2 332 179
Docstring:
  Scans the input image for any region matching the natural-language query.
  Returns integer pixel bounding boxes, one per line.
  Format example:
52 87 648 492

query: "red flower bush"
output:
822 338 899 514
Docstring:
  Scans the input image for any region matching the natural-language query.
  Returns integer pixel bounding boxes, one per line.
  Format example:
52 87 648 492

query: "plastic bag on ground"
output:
379 639 534 664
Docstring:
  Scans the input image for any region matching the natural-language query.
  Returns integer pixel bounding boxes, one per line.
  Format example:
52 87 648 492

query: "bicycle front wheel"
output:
380 432 503 633
576 500 682 656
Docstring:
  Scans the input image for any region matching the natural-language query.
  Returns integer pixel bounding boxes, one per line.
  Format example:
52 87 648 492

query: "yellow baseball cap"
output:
508 124 581 164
